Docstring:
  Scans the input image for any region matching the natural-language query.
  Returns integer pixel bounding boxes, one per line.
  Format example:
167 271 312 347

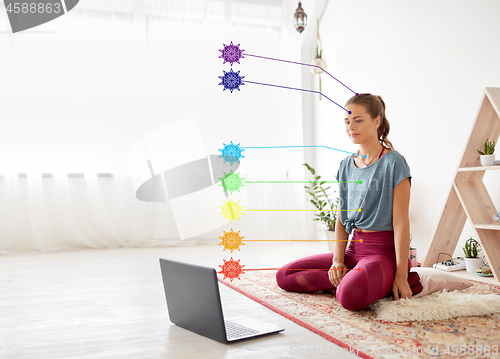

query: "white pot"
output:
464 257 483 273
326 230 335 252
480 154 495 166
310 57 326 74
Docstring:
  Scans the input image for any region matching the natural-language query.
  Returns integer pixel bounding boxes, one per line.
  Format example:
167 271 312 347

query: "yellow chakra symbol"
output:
218 229 245 253
218 199 245 222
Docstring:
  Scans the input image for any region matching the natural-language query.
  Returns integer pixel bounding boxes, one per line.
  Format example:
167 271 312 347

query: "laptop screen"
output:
159 258 227 343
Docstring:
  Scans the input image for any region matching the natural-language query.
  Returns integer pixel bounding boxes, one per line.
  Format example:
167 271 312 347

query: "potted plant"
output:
463 237 483 273
477 138 496 166
303 163 339 252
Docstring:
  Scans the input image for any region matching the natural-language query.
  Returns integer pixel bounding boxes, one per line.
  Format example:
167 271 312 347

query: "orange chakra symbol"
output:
218 257 245 282
218 229 245 253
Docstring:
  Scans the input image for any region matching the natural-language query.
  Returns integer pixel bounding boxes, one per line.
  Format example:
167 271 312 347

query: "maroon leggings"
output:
276 230 422 311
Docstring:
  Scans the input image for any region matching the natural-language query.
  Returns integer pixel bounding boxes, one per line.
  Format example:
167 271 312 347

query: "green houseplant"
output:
303 163 339 232
315 45 322 59
477 138 496 166
463 237 483 273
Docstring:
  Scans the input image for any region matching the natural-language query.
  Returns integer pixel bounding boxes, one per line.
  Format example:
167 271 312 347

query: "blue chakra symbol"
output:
219 141 245 166
218 41 245 66
218 68 245 93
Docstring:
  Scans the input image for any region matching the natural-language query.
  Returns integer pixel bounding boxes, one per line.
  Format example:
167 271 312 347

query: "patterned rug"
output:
217 271 500 359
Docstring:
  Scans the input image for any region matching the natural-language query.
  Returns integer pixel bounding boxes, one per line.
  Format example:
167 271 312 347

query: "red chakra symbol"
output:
218 257 245 282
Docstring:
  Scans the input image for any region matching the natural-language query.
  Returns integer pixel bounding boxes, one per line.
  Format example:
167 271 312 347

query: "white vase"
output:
480 154 495 166
464 257 483 273
326 230 336 252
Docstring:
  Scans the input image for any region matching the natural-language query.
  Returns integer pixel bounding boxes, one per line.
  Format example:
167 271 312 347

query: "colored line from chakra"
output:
243 80 350 113
240 144 365 158
218 229 245 253
219 170 245 194
246 209 360 212
219 199 245 222
245 180 362 184
218 41 245 66
218 68 245 93
218 257 245 282
244 267 362 271
218 141 245 165
244 53 358 96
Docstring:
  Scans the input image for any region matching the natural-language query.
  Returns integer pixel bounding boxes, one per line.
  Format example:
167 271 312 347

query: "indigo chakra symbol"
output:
218 41 245 66
219 170 245 194
218 257 245 281
218 141 245 166
218 68 245 93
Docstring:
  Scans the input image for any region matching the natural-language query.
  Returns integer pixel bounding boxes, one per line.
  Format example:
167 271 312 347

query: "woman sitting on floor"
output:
276 93 422 311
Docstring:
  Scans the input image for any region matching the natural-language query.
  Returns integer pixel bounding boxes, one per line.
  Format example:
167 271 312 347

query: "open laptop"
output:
159 258 284 343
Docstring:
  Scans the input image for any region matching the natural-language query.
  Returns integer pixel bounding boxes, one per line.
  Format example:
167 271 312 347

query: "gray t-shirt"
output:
335 149 412 235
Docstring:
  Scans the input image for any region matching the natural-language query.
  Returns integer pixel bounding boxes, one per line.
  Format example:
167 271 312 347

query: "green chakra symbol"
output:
219 170 245 194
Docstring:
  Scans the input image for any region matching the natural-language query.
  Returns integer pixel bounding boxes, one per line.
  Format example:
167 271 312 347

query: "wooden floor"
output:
0 242 360 359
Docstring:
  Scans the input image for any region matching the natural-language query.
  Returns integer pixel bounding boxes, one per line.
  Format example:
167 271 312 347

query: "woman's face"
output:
344 103 380 144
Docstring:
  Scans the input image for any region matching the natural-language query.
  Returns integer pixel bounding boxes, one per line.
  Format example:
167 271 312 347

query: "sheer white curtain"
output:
0 0 310 254
0 173 169 254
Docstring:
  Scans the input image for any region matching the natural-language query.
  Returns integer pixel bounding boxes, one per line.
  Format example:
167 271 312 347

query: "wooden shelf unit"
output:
422 87 500 282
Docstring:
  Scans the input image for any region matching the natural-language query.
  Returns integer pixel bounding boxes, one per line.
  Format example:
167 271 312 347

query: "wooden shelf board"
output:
486 86 500 116
458 166 500 171
423 87 500 281
421 185 467 267
459 91 500 168
446 269 500 286
474 224 500 230
454 181 497 224
475 228 500 281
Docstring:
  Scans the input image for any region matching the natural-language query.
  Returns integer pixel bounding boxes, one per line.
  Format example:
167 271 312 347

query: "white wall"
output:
2 0 498 252
0 2 313 246
313 0 500 260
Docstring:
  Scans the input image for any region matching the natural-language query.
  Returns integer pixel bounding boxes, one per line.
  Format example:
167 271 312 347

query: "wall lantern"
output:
294 2 307 33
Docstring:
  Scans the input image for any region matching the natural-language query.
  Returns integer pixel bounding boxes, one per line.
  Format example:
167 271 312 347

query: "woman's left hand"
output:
392 275 412 300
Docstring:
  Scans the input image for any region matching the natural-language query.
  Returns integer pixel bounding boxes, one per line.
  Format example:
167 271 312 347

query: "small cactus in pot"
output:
477 138 496 166
463 237 480 258
463 237 483 273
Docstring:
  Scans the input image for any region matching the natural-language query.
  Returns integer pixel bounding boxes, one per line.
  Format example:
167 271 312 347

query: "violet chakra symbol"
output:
218 68 245 93
218 41 245 66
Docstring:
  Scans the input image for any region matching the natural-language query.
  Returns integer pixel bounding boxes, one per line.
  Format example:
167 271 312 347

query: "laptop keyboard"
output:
225 321 260 339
